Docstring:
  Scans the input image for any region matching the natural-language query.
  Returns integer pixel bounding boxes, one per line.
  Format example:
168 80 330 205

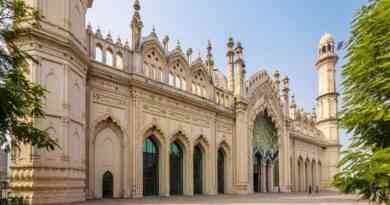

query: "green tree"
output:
333 0 390 204
0 0 57 151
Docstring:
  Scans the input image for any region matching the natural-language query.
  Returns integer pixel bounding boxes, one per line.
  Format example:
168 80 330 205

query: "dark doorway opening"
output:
217 149 225 194
253 152 262 193
102 171 113 198
143 136 159 196
193 144 203 194
170 141 183 195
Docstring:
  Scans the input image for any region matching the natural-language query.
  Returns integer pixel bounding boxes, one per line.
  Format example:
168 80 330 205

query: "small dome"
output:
319 33 335 46
213 69 227 90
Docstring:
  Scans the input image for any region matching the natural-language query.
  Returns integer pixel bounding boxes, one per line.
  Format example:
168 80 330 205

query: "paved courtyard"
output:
77 192 367 205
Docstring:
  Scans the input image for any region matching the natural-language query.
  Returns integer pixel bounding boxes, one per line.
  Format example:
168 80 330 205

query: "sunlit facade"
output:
10 0 340 204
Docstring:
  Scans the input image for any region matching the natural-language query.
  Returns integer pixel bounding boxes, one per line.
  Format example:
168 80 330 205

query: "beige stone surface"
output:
75 192 367 205
10 1 341 204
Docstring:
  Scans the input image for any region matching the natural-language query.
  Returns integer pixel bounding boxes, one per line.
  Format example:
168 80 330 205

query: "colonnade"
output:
294 157 321 192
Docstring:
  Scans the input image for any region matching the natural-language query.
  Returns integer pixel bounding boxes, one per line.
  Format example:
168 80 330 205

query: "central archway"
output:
252 110 279 193
143 136 159 196
170 141 183 195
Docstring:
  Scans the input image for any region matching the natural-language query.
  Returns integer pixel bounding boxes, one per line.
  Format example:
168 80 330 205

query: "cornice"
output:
316 92 339 101
316 117 339 125
29 23 90 65
290 132 328 147
315 55 338 68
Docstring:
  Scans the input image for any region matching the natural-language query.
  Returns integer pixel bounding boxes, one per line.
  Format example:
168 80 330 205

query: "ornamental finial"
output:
133 0 141 11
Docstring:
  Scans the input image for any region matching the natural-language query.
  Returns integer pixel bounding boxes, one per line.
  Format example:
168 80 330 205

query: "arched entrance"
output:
102 171 113 198
170 141 183 195
193 144 203 194
143 136 159 196
217 148 225 194
252 111 279 193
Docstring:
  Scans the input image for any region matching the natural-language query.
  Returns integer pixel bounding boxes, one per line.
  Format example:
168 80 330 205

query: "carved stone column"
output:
160 143 169 197
269 163 274 192
261 164 267 192
232 100 249 194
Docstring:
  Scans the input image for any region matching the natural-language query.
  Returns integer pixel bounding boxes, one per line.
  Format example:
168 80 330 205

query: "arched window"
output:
95 45 103 62
106 48 114 66
143 137 159 196
193 144 204 194
116 53 124 69
170 141 183 195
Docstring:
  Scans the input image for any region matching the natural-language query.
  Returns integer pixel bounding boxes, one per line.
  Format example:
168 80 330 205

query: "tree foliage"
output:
0 0 57 151
333 0 390 204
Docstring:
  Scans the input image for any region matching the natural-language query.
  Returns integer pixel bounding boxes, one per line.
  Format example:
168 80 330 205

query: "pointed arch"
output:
92 113 127 142
169 130 191 195
217 140 231 194
168 51 189 69
192 135 210 195
92 116 125 144
141 38 167 64
142 124 166 146
91 116 124 198
193 135 210 151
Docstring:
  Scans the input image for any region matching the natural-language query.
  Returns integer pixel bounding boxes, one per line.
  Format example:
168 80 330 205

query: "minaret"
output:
315 33 339 143
131 0 143 50
234 41 246 97
206 40 215 75
227 37 235 92
315 33 340 190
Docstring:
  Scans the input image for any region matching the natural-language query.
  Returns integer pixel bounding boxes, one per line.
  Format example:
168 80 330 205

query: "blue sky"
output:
86 0 368 148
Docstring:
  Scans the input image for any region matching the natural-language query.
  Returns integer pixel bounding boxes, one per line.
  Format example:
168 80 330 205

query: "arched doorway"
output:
217 148 225 194
252 111 278 193
143 136 159 196
193 144 203 194
253 152 262 193
297 158 303 192
170 141 183 195
102 171 113 198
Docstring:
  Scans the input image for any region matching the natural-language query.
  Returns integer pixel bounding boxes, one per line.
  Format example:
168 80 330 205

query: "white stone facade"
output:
10 1 340 204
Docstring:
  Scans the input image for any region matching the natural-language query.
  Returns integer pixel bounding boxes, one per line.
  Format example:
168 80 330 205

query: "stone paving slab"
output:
76 192 368 205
